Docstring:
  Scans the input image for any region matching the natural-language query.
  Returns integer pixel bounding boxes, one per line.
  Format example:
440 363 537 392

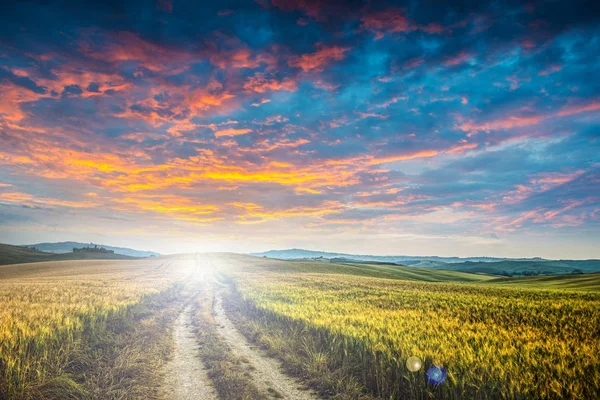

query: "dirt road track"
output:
161 303 218 400
213 289 320 400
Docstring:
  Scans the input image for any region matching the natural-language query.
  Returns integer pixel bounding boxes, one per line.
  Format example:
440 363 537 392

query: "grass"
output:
210 254 600 399
4 251 600 399
221 285 376 399
216 253 493 282
189 280 267 400
338 262 495 282
487 271 600 291
429 259 600 275
0 258 187 399
57 283 186 399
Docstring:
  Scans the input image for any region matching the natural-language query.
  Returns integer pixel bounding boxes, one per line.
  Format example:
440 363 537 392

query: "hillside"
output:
25 241 160 257
220 253 494 283
429 259 600 275
487 272 600 291
337 261 495 282
251 249 600 276
252 248 545 264
0 243 137 266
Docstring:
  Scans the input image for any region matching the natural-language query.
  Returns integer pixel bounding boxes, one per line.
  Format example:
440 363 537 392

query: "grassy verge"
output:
220 285 376 400
23 283 187 400
190 285 267 400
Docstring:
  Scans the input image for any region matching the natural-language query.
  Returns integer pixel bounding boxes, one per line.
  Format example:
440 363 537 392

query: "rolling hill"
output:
25 241 160 257
487 272 600 291
334 261 495 282
224 253 494 283
252 248 545 263
252 249 600 276
428 259 600 275
0 243 138 266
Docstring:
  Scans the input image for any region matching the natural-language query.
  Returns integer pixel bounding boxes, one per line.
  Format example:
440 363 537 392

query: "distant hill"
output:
25 242 160 258
226 253 494 283
429 259 600 275
333 261 495 283
0 243 138 266
402 260 450 269
251 248 546 264
251 249 600 276
488 272 600 291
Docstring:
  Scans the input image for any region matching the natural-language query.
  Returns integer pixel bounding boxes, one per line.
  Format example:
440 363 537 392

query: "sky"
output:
0 0 599 258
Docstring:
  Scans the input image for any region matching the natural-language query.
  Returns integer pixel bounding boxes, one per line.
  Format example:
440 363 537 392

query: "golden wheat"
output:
0 258 188 398
235 272 600 399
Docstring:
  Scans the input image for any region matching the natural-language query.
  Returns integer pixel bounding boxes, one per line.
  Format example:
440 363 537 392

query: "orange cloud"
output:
206 40 277 70
214 128 252 137
361 8 446 39
234 200 346 224
0 191 99 209
361 9 410 38
188 82 237 111
288 45 350 72
79 31 193 73
244 73 297 93
457 99 600 133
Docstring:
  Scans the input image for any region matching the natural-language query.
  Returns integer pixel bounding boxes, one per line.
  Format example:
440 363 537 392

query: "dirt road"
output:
161 303 218 400
213 289 319 400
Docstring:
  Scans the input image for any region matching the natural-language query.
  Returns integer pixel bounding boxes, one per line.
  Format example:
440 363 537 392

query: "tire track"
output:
213 288 320 400
161 302 218 400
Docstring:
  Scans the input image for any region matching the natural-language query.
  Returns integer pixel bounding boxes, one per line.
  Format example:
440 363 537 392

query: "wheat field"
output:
222 256 600 399
0 258 188 399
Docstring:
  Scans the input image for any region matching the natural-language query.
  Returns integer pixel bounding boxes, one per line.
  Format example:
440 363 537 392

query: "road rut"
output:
213 289 320 400
161 303 218 400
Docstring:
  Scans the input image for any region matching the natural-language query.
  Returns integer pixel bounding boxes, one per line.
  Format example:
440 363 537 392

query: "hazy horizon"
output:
4 237 599 260
1 1 599 260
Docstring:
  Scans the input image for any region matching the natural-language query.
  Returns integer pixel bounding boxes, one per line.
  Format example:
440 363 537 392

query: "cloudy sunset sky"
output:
0 0 599 257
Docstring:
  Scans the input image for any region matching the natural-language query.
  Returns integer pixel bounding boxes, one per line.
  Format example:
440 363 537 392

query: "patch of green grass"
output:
487 272 600 291
339 262 495 282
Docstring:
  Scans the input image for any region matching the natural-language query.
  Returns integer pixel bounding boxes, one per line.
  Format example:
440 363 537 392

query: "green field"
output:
428 259 600 275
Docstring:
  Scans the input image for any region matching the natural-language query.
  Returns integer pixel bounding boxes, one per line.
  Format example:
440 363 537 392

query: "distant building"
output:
72 244 114 254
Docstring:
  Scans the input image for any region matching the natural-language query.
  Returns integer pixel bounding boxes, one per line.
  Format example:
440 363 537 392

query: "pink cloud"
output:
361 9 411 38
442 51 472 67
288 44 350 72
214 128 252 138
457 99 600 134
557 101 600 117
538 63 563 76
243 73 297 93
403 57 424 70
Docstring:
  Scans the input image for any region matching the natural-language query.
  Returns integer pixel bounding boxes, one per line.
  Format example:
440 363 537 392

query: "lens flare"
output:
426 365 447 386
406 356 423 372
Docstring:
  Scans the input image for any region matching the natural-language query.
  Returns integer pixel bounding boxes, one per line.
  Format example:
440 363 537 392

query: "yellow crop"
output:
236 272 600 399
0 259 186 398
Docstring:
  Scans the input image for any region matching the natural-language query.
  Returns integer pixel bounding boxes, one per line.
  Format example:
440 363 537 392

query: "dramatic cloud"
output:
0 0 598 257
